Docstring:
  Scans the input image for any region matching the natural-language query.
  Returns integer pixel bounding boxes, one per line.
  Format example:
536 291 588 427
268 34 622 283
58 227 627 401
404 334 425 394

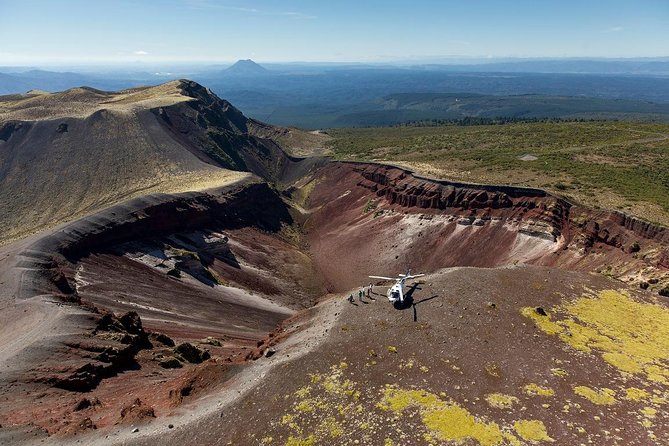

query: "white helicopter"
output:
369 270 425 304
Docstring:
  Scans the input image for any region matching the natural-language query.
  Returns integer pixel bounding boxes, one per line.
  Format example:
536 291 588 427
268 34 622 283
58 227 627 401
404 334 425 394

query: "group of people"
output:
348 283 373 303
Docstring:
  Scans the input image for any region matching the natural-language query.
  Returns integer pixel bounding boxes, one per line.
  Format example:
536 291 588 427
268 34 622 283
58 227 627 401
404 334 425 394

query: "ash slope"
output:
0 80 317 244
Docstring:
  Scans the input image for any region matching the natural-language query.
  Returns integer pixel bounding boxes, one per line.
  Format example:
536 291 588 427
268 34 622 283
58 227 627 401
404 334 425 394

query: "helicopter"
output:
368 270 425 304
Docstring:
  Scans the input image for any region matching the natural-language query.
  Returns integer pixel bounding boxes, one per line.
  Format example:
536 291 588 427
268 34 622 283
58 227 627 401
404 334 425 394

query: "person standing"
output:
348 293 354 303
367 283 373 297
358 289 364 302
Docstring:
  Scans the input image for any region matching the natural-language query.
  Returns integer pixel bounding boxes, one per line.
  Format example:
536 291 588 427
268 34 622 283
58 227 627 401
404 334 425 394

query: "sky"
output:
0 0 667 65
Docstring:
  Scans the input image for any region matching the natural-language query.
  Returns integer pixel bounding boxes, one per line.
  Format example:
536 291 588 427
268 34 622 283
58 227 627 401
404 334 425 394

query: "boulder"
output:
150 332 175 347
159 357 183 369
174 343 210 364
201 336 221 347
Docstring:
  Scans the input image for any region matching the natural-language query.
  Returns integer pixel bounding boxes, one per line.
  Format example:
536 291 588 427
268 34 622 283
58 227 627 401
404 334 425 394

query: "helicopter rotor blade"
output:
369 275 396 281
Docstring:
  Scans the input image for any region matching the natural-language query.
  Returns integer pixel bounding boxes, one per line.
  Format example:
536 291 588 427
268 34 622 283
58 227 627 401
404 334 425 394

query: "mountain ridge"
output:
0 79 318 244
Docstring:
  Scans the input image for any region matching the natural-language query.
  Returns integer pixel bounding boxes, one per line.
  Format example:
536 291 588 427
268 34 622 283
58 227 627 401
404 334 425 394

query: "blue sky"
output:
0 0 667 64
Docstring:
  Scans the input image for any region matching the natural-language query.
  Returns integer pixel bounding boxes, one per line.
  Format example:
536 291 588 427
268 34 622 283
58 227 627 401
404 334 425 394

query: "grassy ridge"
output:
329 121 669 225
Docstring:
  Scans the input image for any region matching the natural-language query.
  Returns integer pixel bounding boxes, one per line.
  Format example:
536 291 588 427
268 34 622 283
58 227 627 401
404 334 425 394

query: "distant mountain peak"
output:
223 59 268 75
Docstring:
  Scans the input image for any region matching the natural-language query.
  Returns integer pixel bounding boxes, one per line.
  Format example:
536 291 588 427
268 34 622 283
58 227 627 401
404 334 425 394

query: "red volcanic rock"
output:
74 397 101 411
304 162 669 292
357 164 564 229
119 398 156 424
45 311 153 392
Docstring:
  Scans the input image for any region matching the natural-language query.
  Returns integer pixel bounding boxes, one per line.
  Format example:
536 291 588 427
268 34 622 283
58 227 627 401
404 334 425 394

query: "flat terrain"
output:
329 121 669 225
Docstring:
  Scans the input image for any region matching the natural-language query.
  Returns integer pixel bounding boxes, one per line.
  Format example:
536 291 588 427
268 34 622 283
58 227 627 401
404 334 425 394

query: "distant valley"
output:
3 59 669 128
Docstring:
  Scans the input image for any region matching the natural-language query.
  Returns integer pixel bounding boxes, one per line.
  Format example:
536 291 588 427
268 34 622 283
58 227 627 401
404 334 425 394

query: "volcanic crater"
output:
1 81 668 445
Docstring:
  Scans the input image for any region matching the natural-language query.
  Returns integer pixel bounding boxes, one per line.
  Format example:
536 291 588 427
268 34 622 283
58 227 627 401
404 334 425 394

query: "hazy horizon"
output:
1 0 667 65
3 55 669 71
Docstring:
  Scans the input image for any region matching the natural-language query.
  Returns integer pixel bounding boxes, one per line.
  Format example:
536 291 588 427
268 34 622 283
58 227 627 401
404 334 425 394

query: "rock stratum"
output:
0 81 668 445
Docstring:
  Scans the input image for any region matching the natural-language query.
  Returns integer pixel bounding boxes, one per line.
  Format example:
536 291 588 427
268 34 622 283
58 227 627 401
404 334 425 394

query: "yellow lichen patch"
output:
274 362 556 446
422 405 505 446
641 406 657 418
624 387 650 401
295 386 311 399
377 387 441 412
295 400 315 413
522 290 669 383
523 384 555 397
574 386 617 405
275 362 364 445
601 352 643 374
640 407 657 429
388 345 398 353
520 307 562 335
282 414 296 427
485 362 502 377
399 359 415 369
514 420 554 443
378 386 530 446
285 435 316 446
645 364 669 384
485 393 519 409
319 417 343 438
650 391 667 405
319 364 357 397
550 368 568 378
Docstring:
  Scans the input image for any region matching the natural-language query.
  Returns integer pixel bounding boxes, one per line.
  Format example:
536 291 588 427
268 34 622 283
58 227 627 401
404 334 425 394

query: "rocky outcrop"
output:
17 180 293 303
42 311 152 392
0 120 25 141
173 343 210 364
356 164 567 235
351 163 669 261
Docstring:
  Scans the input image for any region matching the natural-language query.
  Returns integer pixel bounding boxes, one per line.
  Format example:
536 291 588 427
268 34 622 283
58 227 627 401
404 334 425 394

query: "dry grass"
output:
248 122 332 157
0 82 249 245
1 168 249 246
0 81 193 121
